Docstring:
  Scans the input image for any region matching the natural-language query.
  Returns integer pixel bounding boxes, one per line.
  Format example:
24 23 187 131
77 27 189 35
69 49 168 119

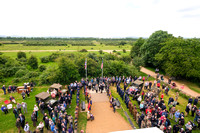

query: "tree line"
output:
0 52 137 85
130 30 200 81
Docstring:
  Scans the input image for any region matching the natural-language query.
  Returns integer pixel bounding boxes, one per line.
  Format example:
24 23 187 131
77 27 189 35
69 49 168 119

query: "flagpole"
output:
102 58 103 79
86 58 87 80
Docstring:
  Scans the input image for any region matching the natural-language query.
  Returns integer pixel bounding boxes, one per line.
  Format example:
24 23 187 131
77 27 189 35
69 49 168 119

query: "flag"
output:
101 59 103 69
85 59 87 70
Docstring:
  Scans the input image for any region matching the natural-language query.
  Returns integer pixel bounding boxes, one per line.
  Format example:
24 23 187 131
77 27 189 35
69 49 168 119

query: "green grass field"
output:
0 86 87 133
0 44 131 51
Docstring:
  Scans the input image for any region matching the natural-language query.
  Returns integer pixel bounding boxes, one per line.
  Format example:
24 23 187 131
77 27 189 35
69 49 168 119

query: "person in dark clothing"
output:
13 107 18 118
179 116 185 127
193 97 198 105
19 113 25 128
45 117 49 130
173 124 180 133
188 97 193 104
191 105 197 117
2 85 6 95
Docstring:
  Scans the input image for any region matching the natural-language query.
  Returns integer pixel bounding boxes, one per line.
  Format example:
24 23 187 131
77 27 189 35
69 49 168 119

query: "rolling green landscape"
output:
0 31 200 132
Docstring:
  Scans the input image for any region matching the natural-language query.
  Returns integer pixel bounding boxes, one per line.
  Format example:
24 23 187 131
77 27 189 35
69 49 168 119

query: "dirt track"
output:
140 67 200 97
86 91 132 133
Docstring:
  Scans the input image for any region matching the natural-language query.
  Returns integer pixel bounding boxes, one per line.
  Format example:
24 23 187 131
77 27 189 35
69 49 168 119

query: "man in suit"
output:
19 113 25 128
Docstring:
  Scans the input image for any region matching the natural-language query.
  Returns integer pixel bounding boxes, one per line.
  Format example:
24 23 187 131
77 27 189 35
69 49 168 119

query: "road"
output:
140 67 200 98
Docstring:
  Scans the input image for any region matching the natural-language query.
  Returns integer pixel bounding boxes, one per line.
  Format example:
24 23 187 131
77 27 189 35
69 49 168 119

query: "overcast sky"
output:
0 0 200 38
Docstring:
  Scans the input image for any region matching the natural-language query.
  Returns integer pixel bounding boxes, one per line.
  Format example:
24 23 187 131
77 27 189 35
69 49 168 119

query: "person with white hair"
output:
22 102 27 114
34 104 39 121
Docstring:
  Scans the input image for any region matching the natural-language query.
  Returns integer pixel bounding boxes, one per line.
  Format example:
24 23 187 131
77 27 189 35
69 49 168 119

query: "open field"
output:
0 44 132 51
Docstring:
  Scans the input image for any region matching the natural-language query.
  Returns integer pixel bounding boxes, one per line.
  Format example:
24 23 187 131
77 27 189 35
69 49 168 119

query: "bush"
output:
39 65 46 72
79 49 88 52
99 50 103 54
26 71 39 78
49 53 61 62
12 78 20 83
40 56 49 63
15 69 28 78
123 49 126 53
17 51 26 59
117 52 121 55
28 55 38 69
17 57 27 63
113 50 117 52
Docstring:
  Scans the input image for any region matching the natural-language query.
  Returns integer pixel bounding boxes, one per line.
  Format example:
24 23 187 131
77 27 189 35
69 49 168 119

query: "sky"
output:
0 0 200 38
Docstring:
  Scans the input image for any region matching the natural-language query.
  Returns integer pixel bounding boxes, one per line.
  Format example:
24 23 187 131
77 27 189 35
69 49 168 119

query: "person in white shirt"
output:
37 121 44 132
34 105 39 121
24 122 30 132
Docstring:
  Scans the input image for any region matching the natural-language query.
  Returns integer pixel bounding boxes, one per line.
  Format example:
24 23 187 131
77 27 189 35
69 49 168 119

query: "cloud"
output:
178 6 200 12
182 14 200 18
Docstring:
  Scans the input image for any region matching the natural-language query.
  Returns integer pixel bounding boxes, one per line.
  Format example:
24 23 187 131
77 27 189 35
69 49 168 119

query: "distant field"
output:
0 44 131 50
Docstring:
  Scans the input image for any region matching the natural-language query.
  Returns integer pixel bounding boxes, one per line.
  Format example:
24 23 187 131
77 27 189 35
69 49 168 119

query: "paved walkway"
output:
140 67 200 97
86 90 132 133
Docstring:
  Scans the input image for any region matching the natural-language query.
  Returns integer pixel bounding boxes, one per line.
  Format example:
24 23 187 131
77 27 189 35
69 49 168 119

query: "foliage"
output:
140 30 173 66
99 50 103 54
103 60 138 77
39 67 58 84
130 37 145 58
15 69 28 78
27 55 38 69
79 49 88 52
155 37 200 80
40 56 49 63
123 49 126 53
26 71 39 78
49 53 62 62
17 51 26 59
39 65 46 72
57 57 80 83
113 50 117 52
132 56 145 70
119 41 126 45
120 55 131 64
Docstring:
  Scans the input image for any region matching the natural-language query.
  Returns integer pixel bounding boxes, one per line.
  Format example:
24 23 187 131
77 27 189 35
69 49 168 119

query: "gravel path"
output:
86 90 132 133
140 67 200 97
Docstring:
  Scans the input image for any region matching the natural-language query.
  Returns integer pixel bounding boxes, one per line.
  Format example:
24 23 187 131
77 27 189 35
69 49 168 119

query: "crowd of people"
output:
1 75 199 133
107 75 200 133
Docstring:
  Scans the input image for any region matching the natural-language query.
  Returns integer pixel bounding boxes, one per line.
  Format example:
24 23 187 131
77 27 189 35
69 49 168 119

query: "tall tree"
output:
140 30 173 66
130 37 145 58
155 37 200 80
57 57 80 83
